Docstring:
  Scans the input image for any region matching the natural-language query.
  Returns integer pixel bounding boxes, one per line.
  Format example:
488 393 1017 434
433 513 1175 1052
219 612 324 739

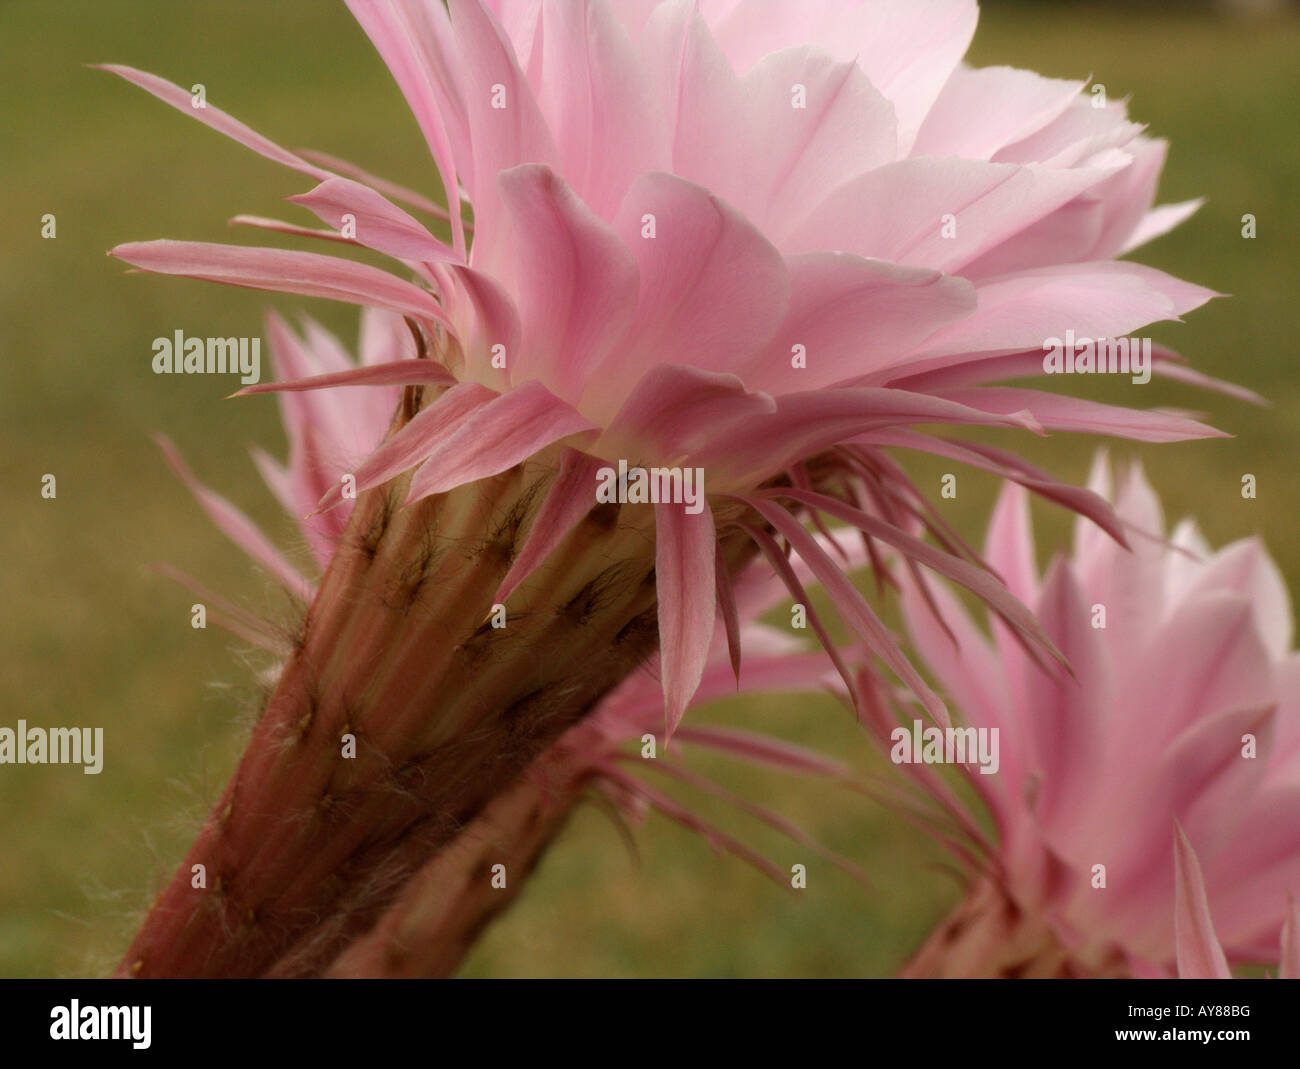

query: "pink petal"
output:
234 359 455 397
96 65 333 182
534 0 665 219
405 379 596 502
789 155 1128 274
913 65 1083 161
440 264 521 388
715 542 742 683
596 171 789 414
314 381 496 512
448 0 558 273
695 387 1039 492
762 486 1062 670
638 0 750 211
907 262 1219 365
153 435 312 602
654 499 718 739
858 429 1127 551
739 253 975 393
1175 538 1294 661
287 177 456 262
932 386 1227 443
345 0 467 255
707 0 977 154
741 522 861 710
497 164 638 401
1282 897 1299 980
1174 824 1232 979
229 215 356 245
602 363 775 462
295 146 452 219
1018 555 1115 839
737 47 897 236
747 497 950 728
110 241 452 328
1121 198 1205 255
984 480 1040 606
493 446 605 605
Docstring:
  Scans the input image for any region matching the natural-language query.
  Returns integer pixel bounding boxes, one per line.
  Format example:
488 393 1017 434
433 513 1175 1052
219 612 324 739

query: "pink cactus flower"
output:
101 1 1232 977
888 454 1299 977
158 312 870 977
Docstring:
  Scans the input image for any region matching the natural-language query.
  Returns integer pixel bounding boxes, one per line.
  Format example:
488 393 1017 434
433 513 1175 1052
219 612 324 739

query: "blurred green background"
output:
2 1 1296 977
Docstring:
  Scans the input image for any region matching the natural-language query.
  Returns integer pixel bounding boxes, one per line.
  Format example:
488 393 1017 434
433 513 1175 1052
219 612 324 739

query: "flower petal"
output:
110 240 452 328
493 446 605 605
654 499 718 739
497 164 638 401
288 177 457 262
406 379 597 501
1173 824 1232 979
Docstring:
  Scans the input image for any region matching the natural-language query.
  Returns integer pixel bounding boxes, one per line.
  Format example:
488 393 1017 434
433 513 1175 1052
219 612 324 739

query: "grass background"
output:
1 0 1296 977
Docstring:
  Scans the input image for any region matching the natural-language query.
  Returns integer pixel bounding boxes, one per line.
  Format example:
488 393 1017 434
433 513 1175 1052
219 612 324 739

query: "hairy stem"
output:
118 443 754 978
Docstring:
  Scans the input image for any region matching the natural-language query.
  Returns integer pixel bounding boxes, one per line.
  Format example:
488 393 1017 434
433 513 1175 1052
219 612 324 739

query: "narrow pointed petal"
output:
984 480 1040 605
933 386 1227 442
288 177 457 262
1281 897 1299 980
1121 199 1205 255
110 241 452 328
654 500 718 739
761 486 1062 668
858 429 1127 550
741 522 860 711
314 381 496 512
345 0 466 255
715 542 742 683
154 435 312 601
95 65 333 181
406 379 596 501
235 359 455 397
295 146 452 219
746 498 950 728
229 215 356 244
493 446 604 605
1174 824 1232 979
699 387 1039 491
597 763 788 886
674 725 852 779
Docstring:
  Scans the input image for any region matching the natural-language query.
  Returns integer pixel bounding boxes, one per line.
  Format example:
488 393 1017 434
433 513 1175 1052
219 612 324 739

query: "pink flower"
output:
159 312 869 976
103 0 1226 735
102 2 1238 977
891 454 1299 976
